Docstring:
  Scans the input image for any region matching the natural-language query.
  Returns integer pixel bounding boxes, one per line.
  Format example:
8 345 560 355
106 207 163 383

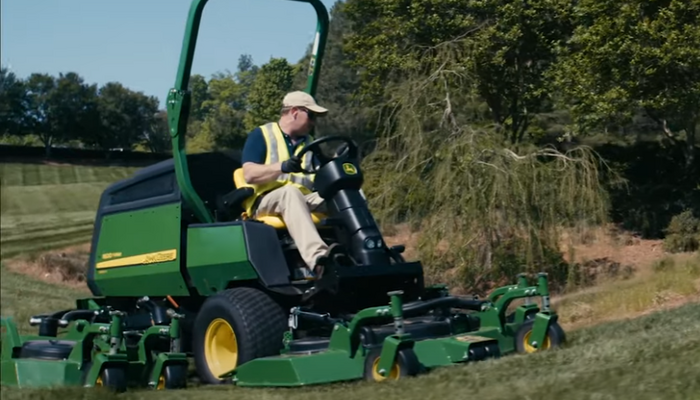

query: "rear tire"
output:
192 287 288 384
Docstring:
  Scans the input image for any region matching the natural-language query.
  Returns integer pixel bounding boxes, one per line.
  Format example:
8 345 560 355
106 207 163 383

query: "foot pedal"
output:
301 254 340 303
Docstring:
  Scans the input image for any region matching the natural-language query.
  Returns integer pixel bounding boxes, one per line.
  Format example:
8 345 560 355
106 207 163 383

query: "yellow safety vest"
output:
243 122 315 215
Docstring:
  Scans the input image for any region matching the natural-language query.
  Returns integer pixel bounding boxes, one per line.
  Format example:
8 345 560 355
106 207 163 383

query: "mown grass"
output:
1 234 699 400
0 161 141 258
0 265 83 335
1 160 700 399
1 290 698 399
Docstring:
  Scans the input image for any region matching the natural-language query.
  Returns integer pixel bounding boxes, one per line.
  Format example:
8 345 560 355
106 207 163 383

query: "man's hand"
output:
281 156 303 173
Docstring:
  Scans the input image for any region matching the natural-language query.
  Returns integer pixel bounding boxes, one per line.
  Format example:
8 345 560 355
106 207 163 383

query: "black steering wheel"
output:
295 136 359 174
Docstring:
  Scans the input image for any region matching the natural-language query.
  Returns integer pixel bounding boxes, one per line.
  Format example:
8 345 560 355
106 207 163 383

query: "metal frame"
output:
165 0 329 224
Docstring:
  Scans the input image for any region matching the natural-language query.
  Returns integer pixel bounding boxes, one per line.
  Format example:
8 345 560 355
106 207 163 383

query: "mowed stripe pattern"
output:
0 162 141 259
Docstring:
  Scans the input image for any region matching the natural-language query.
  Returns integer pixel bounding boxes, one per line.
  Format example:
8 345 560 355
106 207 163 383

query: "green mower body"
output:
0 0 567 392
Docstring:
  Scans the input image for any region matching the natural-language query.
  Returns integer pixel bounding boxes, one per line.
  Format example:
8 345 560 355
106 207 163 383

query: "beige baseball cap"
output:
282 91 328 114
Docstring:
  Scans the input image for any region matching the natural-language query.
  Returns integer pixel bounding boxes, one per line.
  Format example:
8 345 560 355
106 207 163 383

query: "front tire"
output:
192 287 287 384
364 347 421 382
155 364 188 390
95 366 127 392
514 319 566 353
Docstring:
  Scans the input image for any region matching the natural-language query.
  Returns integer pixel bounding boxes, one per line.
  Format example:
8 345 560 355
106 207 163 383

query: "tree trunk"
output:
43 137 52 159
686 120 696 172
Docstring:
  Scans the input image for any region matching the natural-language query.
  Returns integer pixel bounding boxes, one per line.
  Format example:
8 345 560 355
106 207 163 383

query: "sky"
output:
2 0 338 108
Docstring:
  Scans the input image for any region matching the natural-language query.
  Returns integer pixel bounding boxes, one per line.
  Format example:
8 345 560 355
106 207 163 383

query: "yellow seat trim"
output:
233 168 326 229
233 168 248 188
255 213 326 229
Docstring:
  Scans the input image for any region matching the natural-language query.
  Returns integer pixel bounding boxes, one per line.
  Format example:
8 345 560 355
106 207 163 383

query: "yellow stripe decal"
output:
96 249 177 269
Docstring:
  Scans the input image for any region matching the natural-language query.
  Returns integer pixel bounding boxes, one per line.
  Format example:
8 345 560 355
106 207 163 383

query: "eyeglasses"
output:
299 108 317 120
281 106 317 120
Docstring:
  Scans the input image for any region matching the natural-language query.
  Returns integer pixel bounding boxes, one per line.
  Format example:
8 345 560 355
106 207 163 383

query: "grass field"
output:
1 159 700 400
1 283 698 400
0 161 142 258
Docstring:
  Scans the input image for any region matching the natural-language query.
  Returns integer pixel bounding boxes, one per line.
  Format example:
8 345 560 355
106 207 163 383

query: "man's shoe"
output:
293 267 317 281
301 247 343 302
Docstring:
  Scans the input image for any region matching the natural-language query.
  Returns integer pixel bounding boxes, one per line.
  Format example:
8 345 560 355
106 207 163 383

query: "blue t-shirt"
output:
241 127 319 167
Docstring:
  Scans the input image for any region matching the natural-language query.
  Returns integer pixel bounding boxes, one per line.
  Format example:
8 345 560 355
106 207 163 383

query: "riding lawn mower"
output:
0 0 566 392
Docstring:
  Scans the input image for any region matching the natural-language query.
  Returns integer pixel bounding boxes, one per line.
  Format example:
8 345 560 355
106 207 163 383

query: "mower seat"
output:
233 168 327 229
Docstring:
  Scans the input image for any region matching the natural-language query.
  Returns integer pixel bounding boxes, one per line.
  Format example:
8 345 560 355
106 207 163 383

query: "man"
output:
241 90 340 280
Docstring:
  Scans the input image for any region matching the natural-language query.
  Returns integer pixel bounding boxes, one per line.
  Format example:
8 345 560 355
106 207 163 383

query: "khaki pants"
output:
254 185 328 271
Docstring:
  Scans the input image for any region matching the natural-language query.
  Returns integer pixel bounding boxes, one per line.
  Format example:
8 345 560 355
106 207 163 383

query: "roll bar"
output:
165 0 329 223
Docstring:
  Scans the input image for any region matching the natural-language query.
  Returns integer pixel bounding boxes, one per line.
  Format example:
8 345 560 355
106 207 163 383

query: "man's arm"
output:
243 162 284 184
241 128 284 184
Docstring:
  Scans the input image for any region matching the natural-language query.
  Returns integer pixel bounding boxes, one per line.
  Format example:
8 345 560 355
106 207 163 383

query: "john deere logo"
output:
343 163 357 175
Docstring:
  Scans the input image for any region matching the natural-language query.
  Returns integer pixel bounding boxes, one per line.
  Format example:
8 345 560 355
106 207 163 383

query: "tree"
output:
143 110 172 153
186 56 259 152
0 67 27 137
549 0 700 169
21 73 58 155
188 74 210 122
235 54 259 108
81 82 159 153
193 71 248 152
244 57 296 130
50 72 100 146
294 1 375 146
21 72 99 156
342 0 574 144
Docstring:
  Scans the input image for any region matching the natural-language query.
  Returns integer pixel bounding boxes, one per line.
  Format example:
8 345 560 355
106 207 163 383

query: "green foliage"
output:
548 0 700 166
343 0 574 144
195 72 247 151
361 42 614 293
188 74 210 121
244 57 297 130
663 210 700 253
295 2 375 145
144 111 172 153
185 56 260 152
0 68 168 156
82 82 160 152
0 67 27 137
595 139 700 238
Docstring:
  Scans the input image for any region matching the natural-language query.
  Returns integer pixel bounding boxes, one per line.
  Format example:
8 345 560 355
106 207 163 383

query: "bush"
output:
361 38 615 295
662 210 700 253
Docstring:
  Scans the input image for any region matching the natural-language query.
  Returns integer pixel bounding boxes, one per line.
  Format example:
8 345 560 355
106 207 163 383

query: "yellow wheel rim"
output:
156 374 165 390
371 357 401 381
204 318 238 379
523 330 551 353
95 376 103 386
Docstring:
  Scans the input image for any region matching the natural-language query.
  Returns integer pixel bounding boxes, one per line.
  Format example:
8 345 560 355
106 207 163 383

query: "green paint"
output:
411 336 495 367
0 307 187 390
530 312 556 350
4 358 84 388
376 335 407 377
93 202 189 296
186 224 257 295
376 292 411 376
166 0 328 225
235 350 365 387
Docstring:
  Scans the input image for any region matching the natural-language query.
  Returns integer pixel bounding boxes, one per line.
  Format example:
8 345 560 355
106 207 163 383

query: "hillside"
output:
0 160 142 259
0 159 699 400
1 268 698 399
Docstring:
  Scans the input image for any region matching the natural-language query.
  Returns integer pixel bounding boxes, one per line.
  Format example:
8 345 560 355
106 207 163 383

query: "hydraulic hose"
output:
402 296 485 318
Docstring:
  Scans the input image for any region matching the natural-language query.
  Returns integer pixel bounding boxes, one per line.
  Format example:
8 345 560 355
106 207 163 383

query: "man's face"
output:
290 107 316 135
